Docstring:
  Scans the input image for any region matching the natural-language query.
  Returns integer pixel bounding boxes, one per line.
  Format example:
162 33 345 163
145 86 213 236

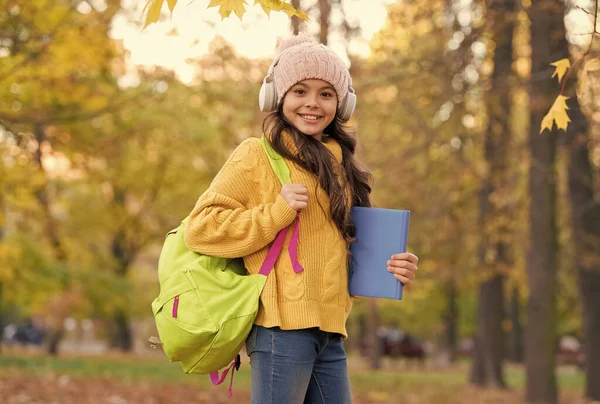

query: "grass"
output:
0 353 242 387
0 352 585 395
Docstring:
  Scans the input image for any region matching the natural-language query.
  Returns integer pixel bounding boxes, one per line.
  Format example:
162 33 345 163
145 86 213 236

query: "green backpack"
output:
151 138 300 395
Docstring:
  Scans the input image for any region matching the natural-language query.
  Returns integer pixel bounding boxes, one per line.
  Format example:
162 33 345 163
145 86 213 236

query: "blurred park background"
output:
1 0 599 403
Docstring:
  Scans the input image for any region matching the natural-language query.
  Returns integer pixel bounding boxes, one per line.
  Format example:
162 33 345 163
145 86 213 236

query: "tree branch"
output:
587 0 599 55
560 57 583 95
576 5 595 16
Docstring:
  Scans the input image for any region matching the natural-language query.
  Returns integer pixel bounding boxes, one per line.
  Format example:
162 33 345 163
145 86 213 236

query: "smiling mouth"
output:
298 114 323 122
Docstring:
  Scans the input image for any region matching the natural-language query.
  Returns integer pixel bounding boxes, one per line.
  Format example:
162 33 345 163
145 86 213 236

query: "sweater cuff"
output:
271 194 298 230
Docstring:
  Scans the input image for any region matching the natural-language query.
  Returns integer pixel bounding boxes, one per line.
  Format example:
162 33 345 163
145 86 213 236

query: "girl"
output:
184 34 419 404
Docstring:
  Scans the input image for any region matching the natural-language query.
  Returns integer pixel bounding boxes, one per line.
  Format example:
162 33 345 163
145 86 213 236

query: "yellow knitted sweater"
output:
184 135 352 338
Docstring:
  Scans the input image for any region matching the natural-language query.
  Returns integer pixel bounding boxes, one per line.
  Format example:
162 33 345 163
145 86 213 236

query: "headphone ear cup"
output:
338 91 356 122
259 81 277 112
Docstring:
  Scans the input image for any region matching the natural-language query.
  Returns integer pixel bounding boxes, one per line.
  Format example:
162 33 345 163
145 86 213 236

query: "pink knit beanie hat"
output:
271 34 351 107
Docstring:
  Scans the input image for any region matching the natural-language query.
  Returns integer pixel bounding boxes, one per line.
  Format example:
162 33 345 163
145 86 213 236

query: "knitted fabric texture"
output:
272 34 351 107
184 135 353 338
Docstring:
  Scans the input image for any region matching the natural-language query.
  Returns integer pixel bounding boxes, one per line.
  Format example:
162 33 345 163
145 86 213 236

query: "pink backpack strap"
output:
288 212 304 273
210 354 241 397
259 212 303 276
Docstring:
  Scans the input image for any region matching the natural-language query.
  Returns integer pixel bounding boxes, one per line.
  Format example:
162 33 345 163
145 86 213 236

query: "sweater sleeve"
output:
184 138 298 258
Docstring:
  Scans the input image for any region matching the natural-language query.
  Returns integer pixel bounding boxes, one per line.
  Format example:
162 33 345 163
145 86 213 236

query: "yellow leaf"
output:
254 0 308 20
281 3 308 19
550 58 570 84
256 0 282 18
540 95 571 133
208 0 247 20
144 0 165 28
167 0 177 13
295 9 308 19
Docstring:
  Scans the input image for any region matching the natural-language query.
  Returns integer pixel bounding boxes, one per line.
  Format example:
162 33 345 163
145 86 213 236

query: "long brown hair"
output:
262 103 372 245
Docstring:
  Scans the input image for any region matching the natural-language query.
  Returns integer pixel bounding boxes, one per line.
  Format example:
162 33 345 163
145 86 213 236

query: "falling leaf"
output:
207 0 247 20
540 95 571 133
550 58 570 84
143 0 165 28
148 336 163 348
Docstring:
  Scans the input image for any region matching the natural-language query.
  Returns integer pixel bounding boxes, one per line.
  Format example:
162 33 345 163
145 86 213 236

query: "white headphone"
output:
258 60 357 123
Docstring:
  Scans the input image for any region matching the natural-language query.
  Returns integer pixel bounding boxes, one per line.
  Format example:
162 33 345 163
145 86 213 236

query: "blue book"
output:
349 207 411 300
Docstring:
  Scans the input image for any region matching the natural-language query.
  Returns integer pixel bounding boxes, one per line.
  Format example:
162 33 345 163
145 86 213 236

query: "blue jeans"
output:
246 325 352 404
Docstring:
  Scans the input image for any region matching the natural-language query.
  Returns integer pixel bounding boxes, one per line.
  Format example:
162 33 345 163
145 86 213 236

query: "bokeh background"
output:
1 0 599 403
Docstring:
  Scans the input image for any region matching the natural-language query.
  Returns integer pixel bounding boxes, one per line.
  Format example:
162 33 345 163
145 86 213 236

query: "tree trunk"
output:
577 266 600 400
470 0 515 388
318 0 331 45
509 284 524 363
47 326 65 356
525 121 558 404
111 309 133 352
470 275 507 387
525 1 565 402
290 0 303 35
566 97 600 401
444 279 458 362
109 187 135 352
33 124 71 356
470 334 486 385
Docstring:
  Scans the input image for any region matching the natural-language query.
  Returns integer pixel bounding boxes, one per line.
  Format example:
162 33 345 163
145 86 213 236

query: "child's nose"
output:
305 95 318 107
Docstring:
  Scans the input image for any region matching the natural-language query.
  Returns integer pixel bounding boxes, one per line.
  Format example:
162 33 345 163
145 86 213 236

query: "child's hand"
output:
280 184 308 211
387 253 419 286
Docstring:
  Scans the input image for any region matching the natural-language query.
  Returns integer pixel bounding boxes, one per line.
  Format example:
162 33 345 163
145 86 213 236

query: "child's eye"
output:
321 92 334 98
294 89 305 95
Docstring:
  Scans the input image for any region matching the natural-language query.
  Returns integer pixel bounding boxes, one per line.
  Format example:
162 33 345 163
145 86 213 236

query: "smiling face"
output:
281 79 338 141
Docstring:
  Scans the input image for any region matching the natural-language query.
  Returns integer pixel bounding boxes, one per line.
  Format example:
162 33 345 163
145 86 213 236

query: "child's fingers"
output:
291 200 308 210
387 260 417 273
286 184 307 192
387 266 416 280
391 252 419 263
393 274 412 285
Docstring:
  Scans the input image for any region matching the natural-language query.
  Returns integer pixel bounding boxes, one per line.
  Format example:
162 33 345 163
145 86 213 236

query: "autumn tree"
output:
469 0 517 388
0 0 123 354
525 0 566 402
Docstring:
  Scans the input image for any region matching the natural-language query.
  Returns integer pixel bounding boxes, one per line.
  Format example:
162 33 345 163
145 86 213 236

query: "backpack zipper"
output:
172 295 180 318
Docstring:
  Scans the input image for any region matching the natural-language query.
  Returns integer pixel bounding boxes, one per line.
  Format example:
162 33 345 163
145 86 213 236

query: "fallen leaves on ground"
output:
0 371 237 404
0 370 589 404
